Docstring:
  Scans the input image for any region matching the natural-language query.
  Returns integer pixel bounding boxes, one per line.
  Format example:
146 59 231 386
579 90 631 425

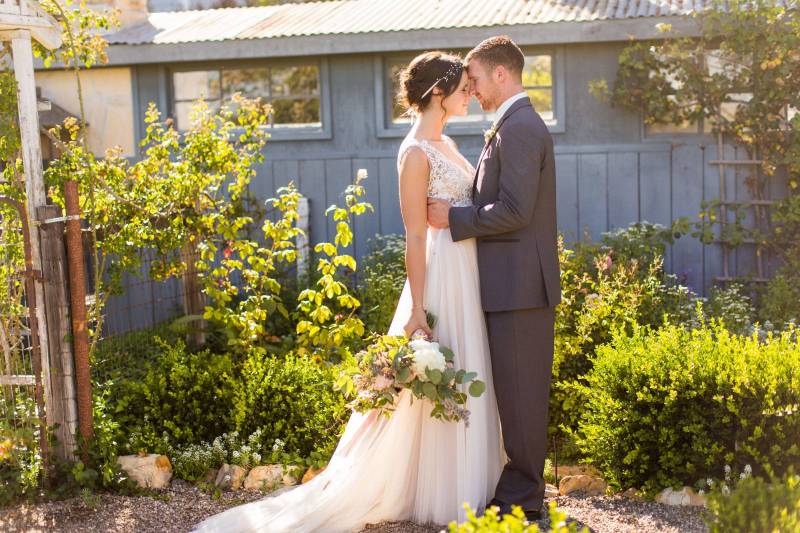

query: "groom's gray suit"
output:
448 96 560 511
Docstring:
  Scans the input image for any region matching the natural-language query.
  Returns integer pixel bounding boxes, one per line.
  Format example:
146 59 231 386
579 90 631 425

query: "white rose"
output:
409 339 431 351
412 347 447 378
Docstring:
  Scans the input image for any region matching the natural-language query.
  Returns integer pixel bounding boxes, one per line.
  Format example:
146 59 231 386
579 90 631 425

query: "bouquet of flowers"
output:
336 332 486 426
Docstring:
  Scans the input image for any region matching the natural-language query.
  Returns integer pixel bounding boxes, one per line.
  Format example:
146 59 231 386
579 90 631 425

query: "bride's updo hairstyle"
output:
398 51 464 115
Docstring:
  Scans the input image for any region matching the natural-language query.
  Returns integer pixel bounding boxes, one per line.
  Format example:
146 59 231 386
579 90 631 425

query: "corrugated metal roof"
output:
106 0 712 46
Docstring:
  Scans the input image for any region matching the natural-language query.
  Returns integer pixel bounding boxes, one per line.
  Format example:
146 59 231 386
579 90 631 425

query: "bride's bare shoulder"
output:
398 142 429 172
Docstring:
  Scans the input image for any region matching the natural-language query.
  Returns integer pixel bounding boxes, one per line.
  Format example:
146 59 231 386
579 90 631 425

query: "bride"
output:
193 51 505 533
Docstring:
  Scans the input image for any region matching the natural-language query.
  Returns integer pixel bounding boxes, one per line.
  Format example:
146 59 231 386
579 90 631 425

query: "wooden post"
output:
10 29 55 451
297 196 310 279
37 204 78 461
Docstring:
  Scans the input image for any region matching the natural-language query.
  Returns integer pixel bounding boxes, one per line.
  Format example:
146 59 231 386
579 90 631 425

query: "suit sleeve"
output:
449 122 543 242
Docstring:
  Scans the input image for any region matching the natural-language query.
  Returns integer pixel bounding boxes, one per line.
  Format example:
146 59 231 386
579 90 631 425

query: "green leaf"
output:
468 380 486 398
422 382 437 401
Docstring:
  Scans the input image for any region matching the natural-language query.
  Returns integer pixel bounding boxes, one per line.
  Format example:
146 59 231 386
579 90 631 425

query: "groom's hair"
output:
466 36 524 80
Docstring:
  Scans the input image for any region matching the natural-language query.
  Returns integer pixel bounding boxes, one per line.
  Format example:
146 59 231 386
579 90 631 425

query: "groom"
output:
427 36 561 520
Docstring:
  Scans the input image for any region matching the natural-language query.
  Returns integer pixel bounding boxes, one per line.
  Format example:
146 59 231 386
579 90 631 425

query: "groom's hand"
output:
427 198 451 229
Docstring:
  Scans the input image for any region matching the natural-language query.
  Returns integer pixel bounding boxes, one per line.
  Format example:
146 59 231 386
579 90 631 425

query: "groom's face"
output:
466 58 500 112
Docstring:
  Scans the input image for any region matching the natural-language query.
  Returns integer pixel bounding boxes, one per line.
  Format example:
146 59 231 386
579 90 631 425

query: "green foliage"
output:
92 321 182 383
200 183 302 352
592 0 800 285
759 193 800 328
574 321 800 494
109 338 237 454
35 0 119 69
44 96 271 352
704 283 755 335
294 173 371 360
232 351 348 464
551 222 696 447
449 501 588 532
0 396 42 505
705 471 800 533
357 234 406 334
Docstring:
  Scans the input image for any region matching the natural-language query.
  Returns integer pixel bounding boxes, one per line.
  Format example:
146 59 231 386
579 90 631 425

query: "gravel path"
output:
0 481 709 533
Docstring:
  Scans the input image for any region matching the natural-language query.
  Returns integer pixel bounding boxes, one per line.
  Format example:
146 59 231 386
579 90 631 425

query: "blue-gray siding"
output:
101 44 787 335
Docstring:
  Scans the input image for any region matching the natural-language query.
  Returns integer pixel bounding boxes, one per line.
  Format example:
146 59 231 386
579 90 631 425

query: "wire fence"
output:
0 197 46 482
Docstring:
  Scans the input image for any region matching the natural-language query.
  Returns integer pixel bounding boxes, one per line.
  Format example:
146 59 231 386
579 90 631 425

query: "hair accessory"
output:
419 62 463 100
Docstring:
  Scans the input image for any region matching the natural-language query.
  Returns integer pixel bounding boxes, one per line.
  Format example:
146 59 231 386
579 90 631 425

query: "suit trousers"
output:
485 306 556 511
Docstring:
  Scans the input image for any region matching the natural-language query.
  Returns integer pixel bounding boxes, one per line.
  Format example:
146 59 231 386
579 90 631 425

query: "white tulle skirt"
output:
193 227 505 532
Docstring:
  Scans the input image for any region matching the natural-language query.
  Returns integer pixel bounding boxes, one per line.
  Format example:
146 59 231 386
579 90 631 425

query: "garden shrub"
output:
109 338 237 454
551 222 695 450
0 396 42 505
232 351 348 462
357 234 406 334
92 321 182 384
574 322 800 494
705 471 800 533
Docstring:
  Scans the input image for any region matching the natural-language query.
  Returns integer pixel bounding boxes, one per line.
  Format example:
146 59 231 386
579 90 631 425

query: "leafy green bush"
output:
574 322 800 494
232 351 348 463
109 338 238 454
357 234 406 334
449 501 588 532
0 396 42 505
92 321 182 384
551 222 695 451
705 471 800 533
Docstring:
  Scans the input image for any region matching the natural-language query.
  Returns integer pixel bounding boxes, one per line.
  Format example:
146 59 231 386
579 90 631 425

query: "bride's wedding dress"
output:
193 132 505 532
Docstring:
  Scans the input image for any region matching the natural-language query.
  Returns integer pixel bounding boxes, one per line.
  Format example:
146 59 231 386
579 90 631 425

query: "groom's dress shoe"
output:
523 508 543 521
488 499 543 522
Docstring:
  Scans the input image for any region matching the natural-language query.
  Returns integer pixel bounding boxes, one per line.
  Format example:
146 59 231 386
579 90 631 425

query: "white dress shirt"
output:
492 91 529 127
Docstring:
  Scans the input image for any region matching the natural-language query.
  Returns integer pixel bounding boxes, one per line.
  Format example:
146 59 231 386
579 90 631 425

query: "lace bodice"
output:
397 136 475 207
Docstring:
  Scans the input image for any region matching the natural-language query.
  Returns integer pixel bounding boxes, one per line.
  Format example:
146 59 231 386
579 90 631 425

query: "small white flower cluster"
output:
703 463 753 496
409 339 447 379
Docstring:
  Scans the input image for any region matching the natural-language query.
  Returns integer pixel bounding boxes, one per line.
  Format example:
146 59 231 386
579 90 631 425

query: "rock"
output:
244 465 290 491
117 454 173 489
214 464 247 491
558 474 607 496
622 487 644 500
545 483 559 498
656 486 706 507
203 468 218 485
301 465 326 484
555 464 602 479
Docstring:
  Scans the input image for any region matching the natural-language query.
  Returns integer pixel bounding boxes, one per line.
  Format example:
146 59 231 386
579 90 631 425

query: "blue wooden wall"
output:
101 45 789 335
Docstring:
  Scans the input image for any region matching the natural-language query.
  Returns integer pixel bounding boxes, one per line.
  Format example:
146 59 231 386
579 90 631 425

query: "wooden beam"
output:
0 375 35 386
10 30 55 440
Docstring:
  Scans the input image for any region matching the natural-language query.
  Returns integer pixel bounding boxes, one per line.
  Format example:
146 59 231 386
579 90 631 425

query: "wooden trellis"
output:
0 0 78 462
710 129 775 283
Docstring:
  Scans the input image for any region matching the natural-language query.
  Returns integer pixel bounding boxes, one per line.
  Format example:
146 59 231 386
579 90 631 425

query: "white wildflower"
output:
744 464 752 476
706 478 713 487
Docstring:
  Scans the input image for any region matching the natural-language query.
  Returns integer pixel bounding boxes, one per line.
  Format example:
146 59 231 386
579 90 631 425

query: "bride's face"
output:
440 71 471 119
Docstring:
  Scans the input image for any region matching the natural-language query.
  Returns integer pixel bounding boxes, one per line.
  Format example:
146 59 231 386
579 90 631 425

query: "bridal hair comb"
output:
420 62 463 100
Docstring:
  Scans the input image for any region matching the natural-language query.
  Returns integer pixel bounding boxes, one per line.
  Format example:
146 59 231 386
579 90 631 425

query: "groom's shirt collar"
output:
492 91 529 127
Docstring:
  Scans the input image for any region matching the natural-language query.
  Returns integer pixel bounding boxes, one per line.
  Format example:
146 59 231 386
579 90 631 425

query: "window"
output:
645 50 758 137
377 49 564 137
171 63 322 132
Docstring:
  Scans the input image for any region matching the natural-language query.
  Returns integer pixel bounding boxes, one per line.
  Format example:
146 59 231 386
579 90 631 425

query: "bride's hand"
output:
404 307 432 339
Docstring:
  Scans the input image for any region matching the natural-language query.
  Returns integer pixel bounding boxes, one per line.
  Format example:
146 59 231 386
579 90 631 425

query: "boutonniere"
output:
483 124 498 144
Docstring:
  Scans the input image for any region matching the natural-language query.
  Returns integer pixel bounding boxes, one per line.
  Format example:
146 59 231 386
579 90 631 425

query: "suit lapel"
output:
471 98 533 198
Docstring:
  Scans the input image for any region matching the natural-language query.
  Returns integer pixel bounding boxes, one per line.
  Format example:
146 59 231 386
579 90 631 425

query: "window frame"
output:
374 47 565 138
168 57 332 142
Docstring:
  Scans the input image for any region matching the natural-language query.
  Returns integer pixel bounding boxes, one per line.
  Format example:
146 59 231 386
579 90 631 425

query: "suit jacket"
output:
448 97 561 312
